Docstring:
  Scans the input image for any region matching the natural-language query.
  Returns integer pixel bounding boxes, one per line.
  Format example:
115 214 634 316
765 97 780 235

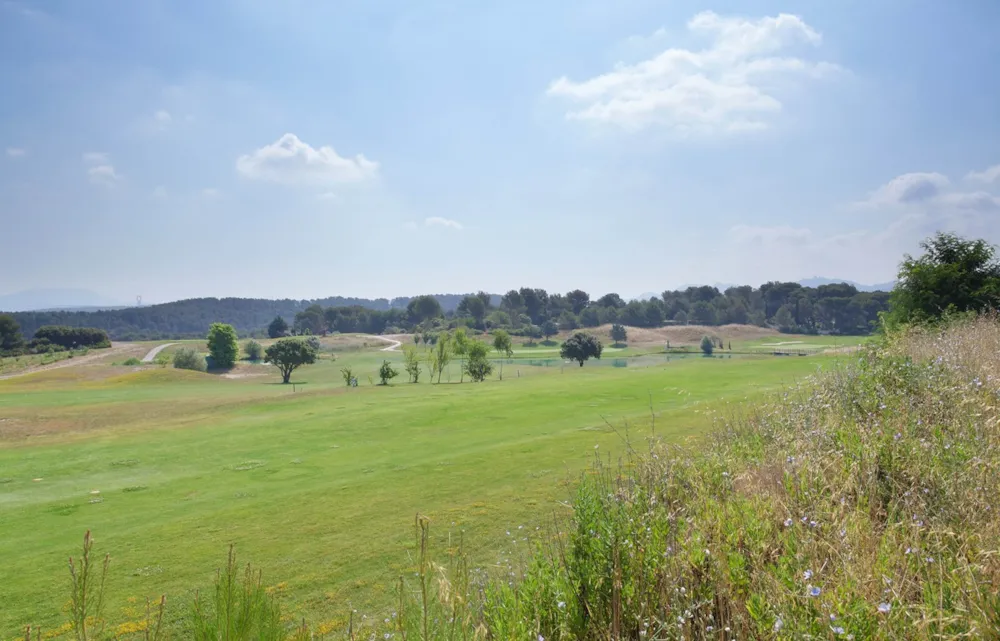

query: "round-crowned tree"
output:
560 332 603 367
264 338 318 383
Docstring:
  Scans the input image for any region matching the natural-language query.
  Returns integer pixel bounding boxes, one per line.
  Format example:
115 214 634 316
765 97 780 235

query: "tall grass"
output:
478 316 1000 639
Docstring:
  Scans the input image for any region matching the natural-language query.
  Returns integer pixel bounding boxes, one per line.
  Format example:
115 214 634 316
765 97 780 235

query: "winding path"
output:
142 343 177 362
365 335 403 352
0 342 137 381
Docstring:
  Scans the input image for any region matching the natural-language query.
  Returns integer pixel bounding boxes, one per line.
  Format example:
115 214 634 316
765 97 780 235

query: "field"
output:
0 331 855 636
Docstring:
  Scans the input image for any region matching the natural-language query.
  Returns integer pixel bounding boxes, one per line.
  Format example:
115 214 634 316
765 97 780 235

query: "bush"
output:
244 339 263 361
700 335 714 355
463 341 493 382
32 325 110 349
122 357 141 366
378 359 399 385
173 348 206 372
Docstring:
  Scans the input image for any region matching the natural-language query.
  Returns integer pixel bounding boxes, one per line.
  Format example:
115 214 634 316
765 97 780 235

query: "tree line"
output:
0 318 110 357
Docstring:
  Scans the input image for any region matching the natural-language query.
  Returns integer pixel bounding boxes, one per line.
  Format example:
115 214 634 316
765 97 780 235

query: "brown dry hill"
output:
589 324 778 346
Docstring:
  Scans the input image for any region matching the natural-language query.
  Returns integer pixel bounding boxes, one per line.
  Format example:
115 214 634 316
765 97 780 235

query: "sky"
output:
2 0 1000 304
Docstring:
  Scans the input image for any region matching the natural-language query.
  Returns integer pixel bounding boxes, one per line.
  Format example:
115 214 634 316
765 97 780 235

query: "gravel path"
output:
142 343 178 362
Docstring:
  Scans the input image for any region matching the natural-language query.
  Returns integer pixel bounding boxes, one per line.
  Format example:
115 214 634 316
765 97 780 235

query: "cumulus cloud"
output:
424 217 463 230
966 165 1000 184
88 164 119 185
864 172 950 206
237 133 379 185
546 11 840 132
6 147 25 157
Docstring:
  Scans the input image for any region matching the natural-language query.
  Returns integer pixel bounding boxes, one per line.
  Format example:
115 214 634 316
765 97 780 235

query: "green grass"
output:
0 341 838 635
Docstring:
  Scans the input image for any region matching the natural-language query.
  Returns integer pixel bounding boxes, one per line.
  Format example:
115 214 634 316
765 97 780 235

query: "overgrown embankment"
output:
478 317 1000 639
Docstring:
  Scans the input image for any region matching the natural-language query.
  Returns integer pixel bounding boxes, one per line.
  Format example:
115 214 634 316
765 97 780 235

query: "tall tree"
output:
206 323 239 369
264 338 318 383
541 319 559 341
596 293 625 309
492 329 513 380
560 332 603 367
293 304 326 335
888 232 1000 325
610 323 628 346
0 314 25 353
432 333 451 383
566 289 591 314
267 316 289 339
458 295 488 327
501 290 524 317
407 295 443 324
403 345 422 383
452 328 470 382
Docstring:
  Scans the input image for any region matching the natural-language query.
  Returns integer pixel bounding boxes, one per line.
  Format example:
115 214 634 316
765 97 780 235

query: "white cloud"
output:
424 217 463 230
966 165 1000 184
154 109 172 125
201 188 221 198
547 11 840 132
82 151 108 164
863 172 950 206
317 191 338 201
938 191 1000 213
236 133 379 185
6 147 25 157
88 164 119 185
152 185 167 198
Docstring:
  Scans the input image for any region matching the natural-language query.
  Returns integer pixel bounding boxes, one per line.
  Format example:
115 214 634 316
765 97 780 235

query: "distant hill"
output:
797 277 895 292
0 288 127 312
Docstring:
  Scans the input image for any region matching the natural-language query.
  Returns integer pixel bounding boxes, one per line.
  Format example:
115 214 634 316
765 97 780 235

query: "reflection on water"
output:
522 353 743 368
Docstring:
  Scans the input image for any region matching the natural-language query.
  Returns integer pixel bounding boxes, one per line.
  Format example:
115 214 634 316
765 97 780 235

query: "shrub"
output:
464 341 493 382
244 339 263 361
700 335 714 355
341 366 355 386
122 357 141 366
32 326 110 349
190 546 283 641
173 348 206 372
264 338 318 384
378 359 399 385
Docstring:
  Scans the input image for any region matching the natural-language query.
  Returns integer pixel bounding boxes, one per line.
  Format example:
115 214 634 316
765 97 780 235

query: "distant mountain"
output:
0 288 128 312
797 277 895 292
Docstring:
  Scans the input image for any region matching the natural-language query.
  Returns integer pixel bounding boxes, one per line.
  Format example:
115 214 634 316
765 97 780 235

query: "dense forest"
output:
7 283 889 340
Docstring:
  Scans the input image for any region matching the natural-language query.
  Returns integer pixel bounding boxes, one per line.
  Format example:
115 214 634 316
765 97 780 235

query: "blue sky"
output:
2 0 999 303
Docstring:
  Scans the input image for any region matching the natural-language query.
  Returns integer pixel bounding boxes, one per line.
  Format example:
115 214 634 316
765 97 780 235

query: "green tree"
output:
432 334 451 383
610 323 628 346
378 359 399 385
560 332 603 367
0 313 24 353
341 366 354 387
458 295 488 327
566 289 591 314
700 336 714 356
463 340 494 382
206 323 239 369
492 329 513 380
264 338 318 383
403 345 422 383
407 295 443 324
888 232 1000 326
244 339 263 361
267 316 289 339
774 305 796 332
452 328 470 382
293 304 326 335
541 319 558 342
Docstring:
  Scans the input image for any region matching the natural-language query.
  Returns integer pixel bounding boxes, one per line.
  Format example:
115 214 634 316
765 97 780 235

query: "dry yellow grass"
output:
588 323 778 346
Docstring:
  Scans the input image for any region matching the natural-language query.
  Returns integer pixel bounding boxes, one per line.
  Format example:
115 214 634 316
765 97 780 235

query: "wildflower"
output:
773 619 783 632
557 601 566 609
803 569 813 580
538 636 545 641
809 586 822 597
831 626 845 635
878 603 891 614
784 518 793 527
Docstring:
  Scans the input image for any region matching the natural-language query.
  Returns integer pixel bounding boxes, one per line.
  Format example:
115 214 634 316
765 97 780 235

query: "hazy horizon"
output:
2 1 998 303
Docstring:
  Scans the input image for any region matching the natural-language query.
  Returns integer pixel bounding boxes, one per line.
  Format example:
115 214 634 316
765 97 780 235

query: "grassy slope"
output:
1 344 831 635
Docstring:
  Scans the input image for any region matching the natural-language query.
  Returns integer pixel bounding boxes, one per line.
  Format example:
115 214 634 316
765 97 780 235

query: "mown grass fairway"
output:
0 339 838 635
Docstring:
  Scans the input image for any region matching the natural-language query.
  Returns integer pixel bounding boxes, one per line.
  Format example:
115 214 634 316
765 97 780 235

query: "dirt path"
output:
142 343 177 362
0 342 137 381
365 335 403 352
